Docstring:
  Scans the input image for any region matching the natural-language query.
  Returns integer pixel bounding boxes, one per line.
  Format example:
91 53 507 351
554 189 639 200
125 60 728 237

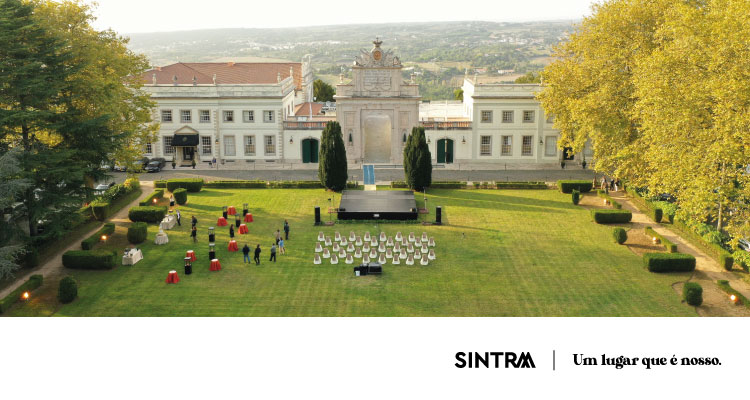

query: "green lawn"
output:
19 188 695 316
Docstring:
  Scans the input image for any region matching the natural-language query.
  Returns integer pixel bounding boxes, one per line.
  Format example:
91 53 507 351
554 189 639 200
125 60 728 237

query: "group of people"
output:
240 219 291 265
599 176 621 192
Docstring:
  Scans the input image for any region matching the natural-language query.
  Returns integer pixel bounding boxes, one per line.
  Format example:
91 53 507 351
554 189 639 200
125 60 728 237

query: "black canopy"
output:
172 133 199 146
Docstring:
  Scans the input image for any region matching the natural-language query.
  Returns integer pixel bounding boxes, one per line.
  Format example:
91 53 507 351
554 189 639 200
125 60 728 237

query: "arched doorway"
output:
437 138 454 164
301 138 319 163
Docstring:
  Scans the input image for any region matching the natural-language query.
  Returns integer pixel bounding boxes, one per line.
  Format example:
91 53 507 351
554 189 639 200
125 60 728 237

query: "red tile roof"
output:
141 62 304 90
294 102 326 116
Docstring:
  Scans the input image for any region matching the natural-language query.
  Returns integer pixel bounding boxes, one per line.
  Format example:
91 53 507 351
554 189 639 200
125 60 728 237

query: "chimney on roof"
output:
155 66 162 71
228 62 235 67
172 75 178 85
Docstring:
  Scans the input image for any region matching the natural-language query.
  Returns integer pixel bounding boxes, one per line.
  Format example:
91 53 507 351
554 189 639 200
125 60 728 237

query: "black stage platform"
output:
337 190 418 221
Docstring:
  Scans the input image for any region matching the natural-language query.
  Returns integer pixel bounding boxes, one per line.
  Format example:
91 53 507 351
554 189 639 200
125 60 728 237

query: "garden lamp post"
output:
184 257 193 275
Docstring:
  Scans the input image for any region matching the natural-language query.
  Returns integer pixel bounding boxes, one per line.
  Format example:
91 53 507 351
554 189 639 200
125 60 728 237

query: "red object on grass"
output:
239 224 249 234
217 217 228 226
166 270 180 284
186 250 196 262
244 213 253 223
228 240 238 252
210 259 221 271
227 206 237 215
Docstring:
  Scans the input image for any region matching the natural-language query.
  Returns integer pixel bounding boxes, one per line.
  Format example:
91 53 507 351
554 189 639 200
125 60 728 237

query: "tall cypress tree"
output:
318 121 348 191
403 126 432 191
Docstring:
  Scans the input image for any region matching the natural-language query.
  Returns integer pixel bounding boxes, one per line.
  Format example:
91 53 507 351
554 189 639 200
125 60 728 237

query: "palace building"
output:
139 40 590 168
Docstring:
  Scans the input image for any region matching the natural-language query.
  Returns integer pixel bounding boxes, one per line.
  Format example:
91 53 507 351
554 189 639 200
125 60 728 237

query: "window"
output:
263 111 275 123
199 110 210 123
502 111 514 123
144 141 152 155
522 136 533 156
523 110 535 123
546 114 554 124
480 136 492 156
163 136 174 155
224 136 236 156
223 110 234 122
264 135 276 155
243 110 254 123
180 110 192 123
161 110 173 123
545 136 557 157
501 136 512 156
201 136 212 155
244 136 255 155
480 110 492 123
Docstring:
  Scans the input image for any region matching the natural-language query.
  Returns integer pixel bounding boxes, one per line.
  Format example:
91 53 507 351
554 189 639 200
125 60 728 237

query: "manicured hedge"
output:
572 190 580 205
717 280 749 307
91 201 110 221
127 222 148 244
81 223 115 250
204 180 267 188
128 206 167 223
268 180 325 188
139 189 164 206
58 276 78 304
391 181 408 188
62 250 117 270
643 253 696 273
612 227 627 244
430 181 467 189
495 181 547 189
173 188 188 205
683 282 703 306
596 190 622 209
0 274 43 314
625 185 663 222
591 209 632 224
558 180 593 193
644 227 677 253
154 180 167 188
719 251 734 271
346 181 360 189
166 178 204 192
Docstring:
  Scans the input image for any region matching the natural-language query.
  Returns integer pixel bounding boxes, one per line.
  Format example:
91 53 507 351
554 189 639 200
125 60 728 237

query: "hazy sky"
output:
89 0 598 34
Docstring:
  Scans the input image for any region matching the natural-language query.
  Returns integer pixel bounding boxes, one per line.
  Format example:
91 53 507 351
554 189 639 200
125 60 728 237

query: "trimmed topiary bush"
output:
166 178 204 193
612 227 627 244
154 180 167 188
139 189 164 206
644 227 677 253
127 222 148 244
58 276 78 304
557 180 593 193
62 250 117 270
683 282 703 306
173 188 188 205
81 223 115 250
591 209 632 224
495 181 547 189
204 180 267 188
128 206 167 223
91 201 110 221
719 251 734 271
571 189 580 205
643 253 696 273
20 246 39 269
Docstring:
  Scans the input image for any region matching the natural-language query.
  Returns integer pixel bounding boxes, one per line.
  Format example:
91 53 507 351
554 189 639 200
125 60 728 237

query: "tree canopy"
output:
403 126 432 191
318 121 348 191
313 79 336 102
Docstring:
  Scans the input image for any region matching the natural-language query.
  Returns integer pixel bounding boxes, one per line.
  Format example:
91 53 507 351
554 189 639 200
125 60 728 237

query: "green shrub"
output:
346 181 360 189
612 227 627 244
557 180 593 193
127 222 148 244
644 227 677 253
717 280 749 307
591 209 632 224
18 246 39 269
643 253 696 273
81 223 115 250
91 200 110 221
173 188 188 205
596 190 623 209
204 180 267 188
571 190 580 205
495 181 547 189
649 207 663 223
0 274 43 314
166 178 204 192
682 282 703 306
719 251 734 271
58 276 78 304
430 181 466 189
124 178 141 190
62 250 117 270
268 180 325 188
128 206 167 223
154 180 167 188
139 189 164 206
390 181 408 188
734 251 750 272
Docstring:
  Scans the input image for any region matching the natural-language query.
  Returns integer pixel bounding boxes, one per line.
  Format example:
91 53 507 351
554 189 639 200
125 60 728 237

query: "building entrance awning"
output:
173 133 199 146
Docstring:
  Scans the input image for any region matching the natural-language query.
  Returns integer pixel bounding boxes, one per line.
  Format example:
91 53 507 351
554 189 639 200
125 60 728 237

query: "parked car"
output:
113 163 127 172
133 157 150 172
145 161 162 173
656 193 677 203
94 182 115 194
149 157 167 168
738 239 750 252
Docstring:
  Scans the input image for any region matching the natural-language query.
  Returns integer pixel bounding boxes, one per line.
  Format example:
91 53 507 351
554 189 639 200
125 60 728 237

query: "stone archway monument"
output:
335 38 421 165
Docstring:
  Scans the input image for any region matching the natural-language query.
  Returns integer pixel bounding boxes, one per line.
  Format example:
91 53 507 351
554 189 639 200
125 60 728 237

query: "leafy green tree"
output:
0 148 31 279
453 88 463 101
514 71 541 83
403 126 432 191
318 121 348 191
313 79 336 102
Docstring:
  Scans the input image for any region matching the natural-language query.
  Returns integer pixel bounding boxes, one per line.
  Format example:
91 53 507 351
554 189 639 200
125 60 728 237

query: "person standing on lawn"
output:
254 244 261 265
191 215 197 228
283 220 290 240
269 243 277 262
190 226 197 243
229 224 235 239
169 194 175 208
275 229 281 245
242 244 251 263
175 209 181 226
278 238 286 255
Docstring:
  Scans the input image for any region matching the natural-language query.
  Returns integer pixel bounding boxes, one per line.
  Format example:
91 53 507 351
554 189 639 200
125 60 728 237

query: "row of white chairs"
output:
314 252 433 265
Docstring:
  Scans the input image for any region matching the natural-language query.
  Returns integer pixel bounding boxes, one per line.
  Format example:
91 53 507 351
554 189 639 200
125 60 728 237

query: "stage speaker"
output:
435 206 442 225
314 206 321 225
